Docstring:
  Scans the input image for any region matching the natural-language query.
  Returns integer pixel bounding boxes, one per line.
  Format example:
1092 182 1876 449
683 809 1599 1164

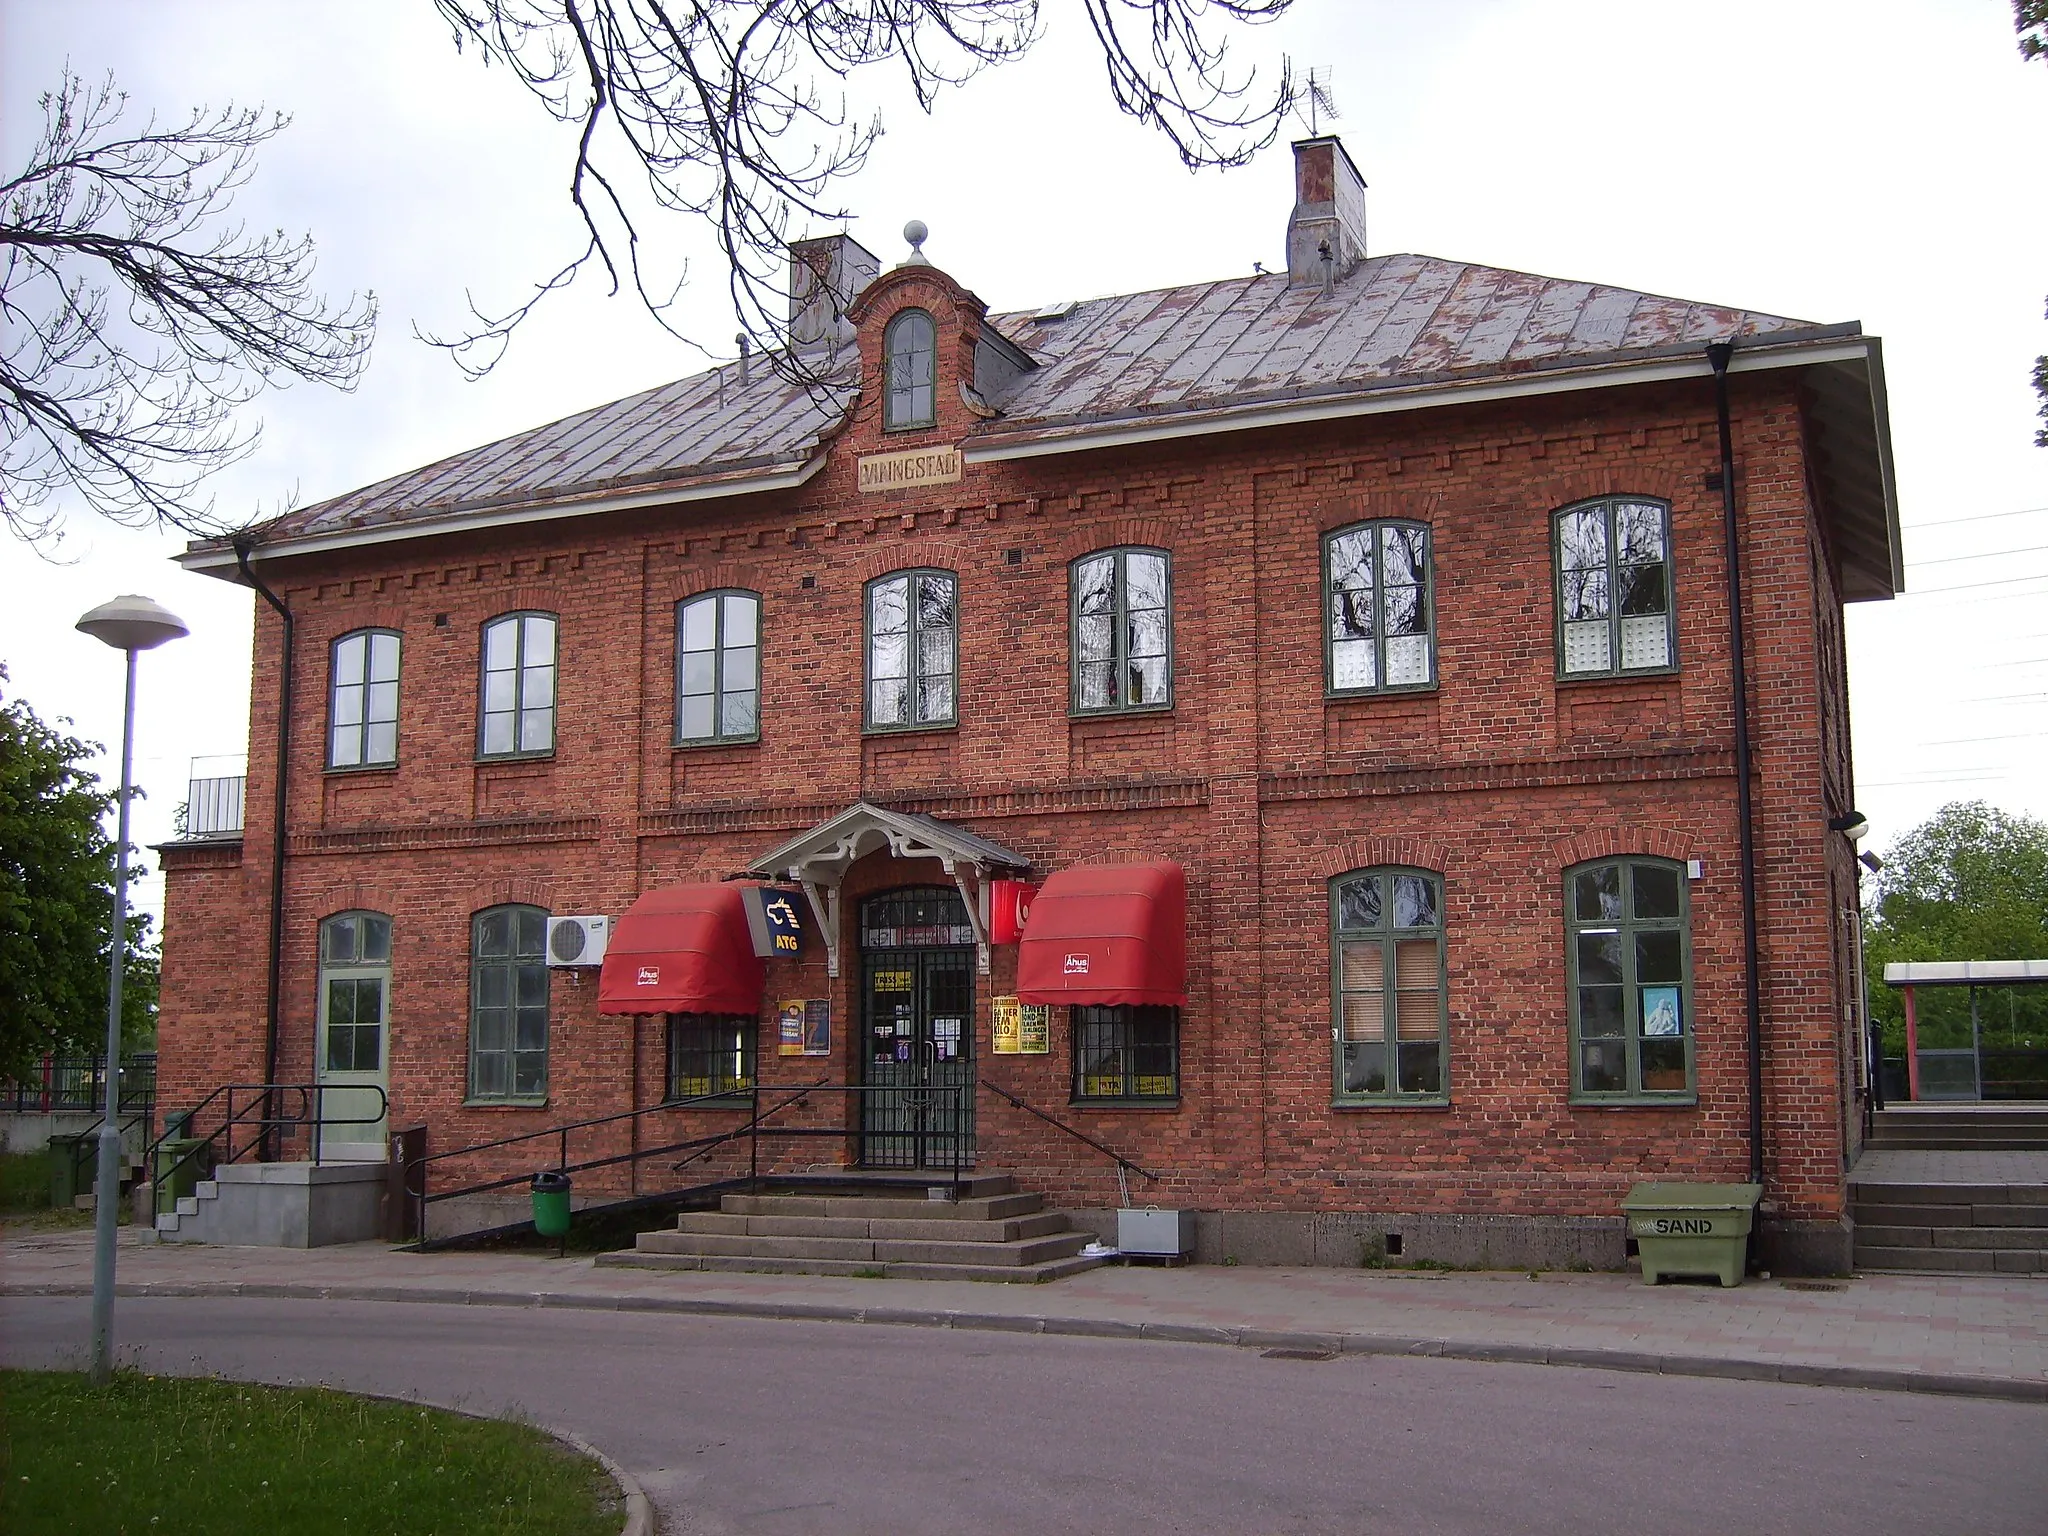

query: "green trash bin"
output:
48 1132 87 1209
530 1170 572 1240
1624 1182 1762 1287
155 1137 209 1215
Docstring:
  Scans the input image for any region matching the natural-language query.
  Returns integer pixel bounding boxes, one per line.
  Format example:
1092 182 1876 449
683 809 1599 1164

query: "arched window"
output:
319 912 390 1075
469 904 549 1101
1071 547 1171 714
1566 858 1693 1100
676 590 760 743
883 308 936 429
328 630 401 768
1324 522 1435 693
1331 868 1447 1101
479 612 557 757
1554 497 1675 677
865 569 956 729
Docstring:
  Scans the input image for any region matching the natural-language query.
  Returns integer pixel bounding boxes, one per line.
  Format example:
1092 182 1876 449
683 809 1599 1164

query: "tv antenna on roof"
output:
1293 63 1339 136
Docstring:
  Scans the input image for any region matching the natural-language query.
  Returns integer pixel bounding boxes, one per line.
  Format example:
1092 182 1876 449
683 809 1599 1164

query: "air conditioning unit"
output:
545 915 610 967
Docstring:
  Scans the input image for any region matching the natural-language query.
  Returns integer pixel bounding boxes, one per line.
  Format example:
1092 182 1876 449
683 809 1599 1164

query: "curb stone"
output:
6 1279 2045 1405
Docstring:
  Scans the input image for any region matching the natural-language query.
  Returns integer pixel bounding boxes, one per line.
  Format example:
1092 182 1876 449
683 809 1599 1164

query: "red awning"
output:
597 882 765 1016
1015 861 1187 1008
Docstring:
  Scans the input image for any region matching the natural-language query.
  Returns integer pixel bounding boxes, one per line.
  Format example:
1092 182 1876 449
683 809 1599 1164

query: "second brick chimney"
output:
1286 136 1367 288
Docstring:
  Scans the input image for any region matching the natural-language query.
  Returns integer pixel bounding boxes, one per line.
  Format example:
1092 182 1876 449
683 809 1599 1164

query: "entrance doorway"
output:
315 912 391 1161
859 888 975 1169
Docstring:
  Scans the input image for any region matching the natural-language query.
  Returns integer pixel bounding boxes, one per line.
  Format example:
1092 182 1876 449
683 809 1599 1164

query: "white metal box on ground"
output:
1118 1207 1197 1257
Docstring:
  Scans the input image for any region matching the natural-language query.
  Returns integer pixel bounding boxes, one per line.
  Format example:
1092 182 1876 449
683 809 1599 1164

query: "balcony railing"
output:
185 772 246 838
3 1054 157 1115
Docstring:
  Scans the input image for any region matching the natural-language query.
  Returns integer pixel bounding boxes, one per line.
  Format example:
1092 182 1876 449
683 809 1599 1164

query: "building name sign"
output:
857 444 961 493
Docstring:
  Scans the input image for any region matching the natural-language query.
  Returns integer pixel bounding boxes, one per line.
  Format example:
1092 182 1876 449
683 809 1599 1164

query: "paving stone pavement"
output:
4 1226 2044 1400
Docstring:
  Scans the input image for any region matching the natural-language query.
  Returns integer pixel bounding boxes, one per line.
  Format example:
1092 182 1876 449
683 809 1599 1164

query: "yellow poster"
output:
991 995 1021 1054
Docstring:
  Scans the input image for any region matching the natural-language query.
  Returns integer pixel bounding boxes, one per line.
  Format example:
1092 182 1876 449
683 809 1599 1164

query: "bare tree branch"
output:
0 71 378 549
427 1 1293 385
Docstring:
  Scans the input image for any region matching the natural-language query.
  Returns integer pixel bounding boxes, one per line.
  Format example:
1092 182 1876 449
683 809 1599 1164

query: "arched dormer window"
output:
883 309 936 430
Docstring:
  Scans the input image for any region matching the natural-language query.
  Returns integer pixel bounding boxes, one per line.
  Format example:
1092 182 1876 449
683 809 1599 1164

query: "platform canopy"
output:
748 801 1029 978
1016 861 1188 1009
597 882 765 1016
1883 960 2048 987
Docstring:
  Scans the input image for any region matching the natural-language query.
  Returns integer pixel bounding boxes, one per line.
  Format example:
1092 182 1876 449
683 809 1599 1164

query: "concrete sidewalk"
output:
5 1226 2045 1403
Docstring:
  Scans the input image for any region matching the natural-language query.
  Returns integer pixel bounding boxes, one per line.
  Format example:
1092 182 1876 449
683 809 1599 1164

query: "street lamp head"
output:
76 594 188 653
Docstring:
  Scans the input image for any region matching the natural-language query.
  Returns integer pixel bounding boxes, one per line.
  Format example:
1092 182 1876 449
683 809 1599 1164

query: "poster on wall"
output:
780 999 833 1056
991 996 1052 1055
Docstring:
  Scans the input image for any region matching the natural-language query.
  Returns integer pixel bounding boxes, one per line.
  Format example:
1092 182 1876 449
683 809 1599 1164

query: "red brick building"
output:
159 137 1899 1272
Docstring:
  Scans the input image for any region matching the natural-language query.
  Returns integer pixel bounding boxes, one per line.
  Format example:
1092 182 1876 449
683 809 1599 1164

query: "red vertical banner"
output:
989 880 1039 945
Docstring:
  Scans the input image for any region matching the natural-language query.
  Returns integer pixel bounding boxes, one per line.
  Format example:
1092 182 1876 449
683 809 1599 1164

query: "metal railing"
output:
406 1081 976 1248
185 774 246 837
979 1078 1160 1204
3 1053 156 1115
143 1082 390 1204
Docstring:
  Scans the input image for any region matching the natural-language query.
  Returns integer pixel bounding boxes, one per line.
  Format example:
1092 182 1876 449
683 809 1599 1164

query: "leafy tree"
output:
1863 801 2048 1056
0 71 377 548
2019 2 2048 444
428 0 1294 378
0 666 157 1082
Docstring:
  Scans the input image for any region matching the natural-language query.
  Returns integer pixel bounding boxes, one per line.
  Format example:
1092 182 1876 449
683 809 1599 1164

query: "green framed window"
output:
1072 1005 1179 1103
883 308 936 429
1071 547 1171 715
479 612 557 758
469 904 548 1101
1554 497 1674 677
1332 868 1447 1101
328 630 400 769
1324 522 1435 693
676 590 760 744
865 569 957 730
319 911 390 1073
1566 858 1694 1101
666 1014 757 1101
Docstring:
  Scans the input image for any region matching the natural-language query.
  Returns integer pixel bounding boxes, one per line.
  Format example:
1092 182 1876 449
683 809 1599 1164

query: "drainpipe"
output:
233 537 292 1158
1707 341 1765 1191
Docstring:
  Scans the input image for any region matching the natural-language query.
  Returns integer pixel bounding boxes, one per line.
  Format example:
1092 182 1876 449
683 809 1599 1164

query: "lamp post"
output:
76 594 187 1385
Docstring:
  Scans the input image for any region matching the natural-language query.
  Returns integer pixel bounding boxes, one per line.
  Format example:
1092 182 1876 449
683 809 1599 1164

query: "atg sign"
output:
741 886 807 957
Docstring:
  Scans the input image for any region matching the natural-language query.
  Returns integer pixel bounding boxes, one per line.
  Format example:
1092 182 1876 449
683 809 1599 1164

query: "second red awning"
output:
597 882 766 1016
1015 861 1187 1008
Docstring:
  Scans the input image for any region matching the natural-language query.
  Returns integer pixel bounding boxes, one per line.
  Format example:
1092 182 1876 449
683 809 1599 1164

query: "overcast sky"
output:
4 0 2044 931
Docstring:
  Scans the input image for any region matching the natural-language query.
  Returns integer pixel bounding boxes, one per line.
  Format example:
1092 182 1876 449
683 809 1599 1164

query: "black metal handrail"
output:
143 1082 390 1202
406 1080 975 1244
979 1078 1161 1196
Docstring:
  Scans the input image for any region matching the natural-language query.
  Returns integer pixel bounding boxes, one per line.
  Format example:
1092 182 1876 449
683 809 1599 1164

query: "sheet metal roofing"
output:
223 252 1834 548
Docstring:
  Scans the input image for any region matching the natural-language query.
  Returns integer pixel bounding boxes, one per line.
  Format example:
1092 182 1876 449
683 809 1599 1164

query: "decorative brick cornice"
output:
1260 747 1736 806
635 777 1210 841
287 815 600 856
157 838 243 870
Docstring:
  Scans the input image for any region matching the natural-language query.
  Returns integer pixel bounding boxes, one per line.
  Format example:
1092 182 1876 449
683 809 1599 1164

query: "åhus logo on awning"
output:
1064 953 1090 975
637 965 660 986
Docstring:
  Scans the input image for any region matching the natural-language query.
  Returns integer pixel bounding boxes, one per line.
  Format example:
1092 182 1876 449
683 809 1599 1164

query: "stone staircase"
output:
1862 1105 2048 1152
1851 1107 2048 1275
598 1172 1103 1283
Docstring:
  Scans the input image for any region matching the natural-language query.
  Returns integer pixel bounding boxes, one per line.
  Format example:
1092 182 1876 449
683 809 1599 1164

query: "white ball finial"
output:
902 219 929 264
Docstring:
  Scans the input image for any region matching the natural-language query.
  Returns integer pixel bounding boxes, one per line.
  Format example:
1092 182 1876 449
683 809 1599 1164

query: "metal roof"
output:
1883 960 2048 987
748 801 1031 881
185 252 1898 597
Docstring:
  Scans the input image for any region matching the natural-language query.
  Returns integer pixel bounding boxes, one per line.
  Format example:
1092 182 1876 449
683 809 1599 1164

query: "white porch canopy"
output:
748 801 1030 977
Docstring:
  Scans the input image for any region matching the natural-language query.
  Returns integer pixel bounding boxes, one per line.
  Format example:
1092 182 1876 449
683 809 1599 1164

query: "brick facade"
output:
158 200 1879 1272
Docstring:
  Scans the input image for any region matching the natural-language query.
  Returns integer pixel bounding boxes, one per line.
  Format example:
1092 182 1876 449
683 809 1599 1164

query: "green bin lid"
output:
1621 1182 1762 1211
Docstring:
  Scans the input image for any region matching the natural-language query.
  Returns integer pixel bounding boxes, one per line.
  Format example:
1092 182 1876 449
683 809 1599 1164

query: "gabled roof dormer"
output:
845 222 1035 443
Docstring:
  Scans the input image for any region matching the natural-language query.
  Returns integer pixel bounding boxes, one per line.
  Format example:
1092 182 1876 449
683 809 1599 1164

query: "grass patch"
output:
0 1370 620 1536
0 1150 54 1213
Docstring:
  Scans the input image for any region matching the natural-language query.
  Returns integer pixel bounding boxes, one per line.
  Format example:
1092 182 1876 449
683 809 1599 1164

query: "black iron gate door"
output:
860 893 975 1169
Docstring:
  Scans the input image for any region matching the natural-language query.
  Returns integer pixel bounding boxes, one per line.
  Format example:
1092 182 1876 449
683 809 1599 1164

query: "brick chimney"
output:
788 233 881 352
1285 136 1366 288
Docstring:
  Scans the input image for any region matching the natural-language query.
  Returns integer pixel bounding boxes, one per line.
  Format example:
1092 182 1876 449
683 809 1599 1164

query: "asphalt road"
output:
5 1295 2044 1535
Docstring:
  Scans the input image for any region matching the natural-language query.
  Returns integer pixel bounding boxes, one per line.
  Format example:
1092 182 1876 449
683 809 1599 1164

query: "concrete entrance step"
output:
633 1228 1090 1267
678 1210 1071 1243
1853 1246 2042 1274
718 1192 1045 1223
596 1250 1105 1284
